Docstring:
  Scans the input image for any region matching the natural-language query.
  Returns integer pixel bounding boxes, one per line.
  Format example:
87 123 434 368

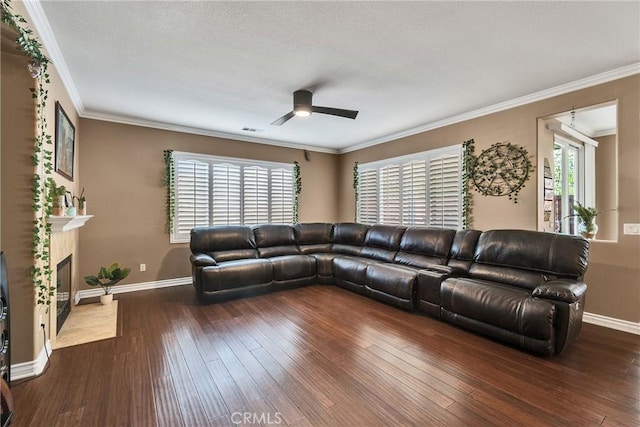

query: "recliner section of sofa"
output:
190 223 589 355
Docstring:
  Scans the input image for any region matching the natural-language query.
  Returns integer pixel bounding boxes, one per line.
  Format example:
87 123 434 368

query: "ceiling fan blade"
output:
271 111 295 126
312 106 358 120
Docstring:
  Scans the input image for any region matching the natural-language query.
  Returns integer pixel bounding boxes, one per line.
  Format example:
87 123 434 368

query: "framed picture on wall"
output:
55 101 75 181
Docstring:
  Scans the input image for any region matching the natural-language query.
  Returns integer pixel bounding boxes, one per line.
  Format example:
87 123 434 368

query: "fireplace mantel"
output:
47 215 93 233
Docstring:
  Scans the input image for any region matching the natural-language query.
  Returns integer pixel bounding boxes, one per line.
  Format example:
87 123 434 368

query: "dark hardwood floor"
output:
12 285 640 426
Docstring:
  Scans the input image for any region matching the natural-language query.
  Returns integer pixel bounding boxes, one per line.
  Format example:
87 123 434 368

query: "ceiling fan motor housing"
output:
294 90 313 115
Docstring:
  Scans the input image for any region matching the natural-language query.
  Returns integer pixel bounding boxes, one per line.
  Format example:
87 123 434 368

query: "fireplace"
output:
56 255 72 334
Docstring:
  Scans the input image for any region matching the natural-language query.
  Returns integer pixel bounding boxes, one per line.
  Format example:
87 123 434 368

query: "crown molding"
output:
80 110 339 154
592 128 617 138
23 0 85 114
339 62 640 153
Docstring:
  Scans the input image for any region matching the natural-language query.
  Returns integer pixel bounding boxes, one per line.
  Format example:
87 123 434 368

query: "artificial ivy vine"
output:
292 161 301 223
2 0 55 305
162 149 175 233
461 139 475 230
353 161 359 222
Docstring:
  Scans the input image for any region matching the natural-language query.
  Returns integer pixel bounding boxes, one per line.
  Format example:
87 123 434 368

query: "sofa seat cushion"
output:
201 259 272 292
441 278 555 341
333 256 380 285
365 263 417 300
270 255 316 281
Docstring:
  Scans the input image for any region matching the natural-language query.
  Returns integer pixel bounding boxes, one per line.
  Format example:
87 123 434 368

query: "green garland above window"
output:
162 150 175 233
2 0 55 305
353 161 359 222
462 139 475 229
293 161 301 223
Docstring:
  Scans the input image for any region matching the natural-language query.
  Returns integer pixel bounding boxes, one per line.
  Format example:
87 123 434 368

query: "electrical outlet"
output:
623 223 640 235
140 263 146 272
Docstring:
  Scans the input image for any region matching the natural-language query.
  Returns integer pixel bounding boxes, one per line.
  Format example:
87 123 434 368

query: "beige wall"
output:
595 134 617 240
2 6 81 364
78 119 339 288
339 75 640 323
2 28 38 365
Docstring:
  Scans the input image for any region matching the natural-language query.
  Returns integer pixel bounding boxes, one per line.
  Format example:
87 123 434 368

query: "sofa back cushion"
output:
253 224 300 258
447 230 482 271
470 230 589 290
394 227 456 269
332 223 369 256
360 225 405 262
190 226 257 262
294 223 334 254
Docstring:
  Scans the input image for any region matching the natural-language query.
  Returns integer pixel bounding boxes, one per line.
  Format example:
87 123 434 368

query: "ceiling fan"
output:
271 89 359 126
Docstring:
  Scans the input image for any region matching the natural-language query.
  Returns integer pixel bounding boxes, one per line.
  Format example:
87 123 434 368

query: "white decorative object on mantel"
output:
47 215 93 232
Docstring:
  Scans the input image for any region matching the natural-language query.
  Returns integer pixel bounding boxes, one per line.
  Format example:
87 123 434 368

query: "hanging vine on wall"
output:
293 161 301 223
2 0 55 305
162 150 175 233
353 161 359 222
461 139 475 229
471 141 533 204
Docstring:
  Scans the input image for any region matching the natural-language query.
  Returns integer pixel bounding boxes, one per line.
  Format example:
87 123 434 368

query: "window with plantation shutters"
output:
171 152 295 242
175 159 210 239
357 168 378 225
243 166 269 225
402 160 427 226
356 145 462 229
428 149 462 228
212 163 241 225
270 168 294 224
379 165 401 224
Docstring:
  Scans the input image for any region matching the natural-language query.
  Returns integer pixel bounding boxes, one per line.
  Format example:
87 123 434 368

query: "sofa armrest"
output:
190 253 217 267
533 280 587 303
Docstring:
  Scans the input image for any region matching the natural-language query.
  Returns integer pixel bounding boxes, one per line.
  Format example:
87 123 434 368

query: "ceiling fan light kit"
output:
271 89 359 126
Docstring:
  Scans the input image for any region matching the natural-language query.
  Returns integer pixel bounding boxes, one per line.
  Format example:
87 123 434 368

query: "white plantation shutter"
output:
212 163 241 225
428 149 462 229
355 145 462 229
379 164 401 224
270 168 294 224
357 168 378 225
175 159 210 241
402 160 427 226
242 166 269 225
171 152 295 242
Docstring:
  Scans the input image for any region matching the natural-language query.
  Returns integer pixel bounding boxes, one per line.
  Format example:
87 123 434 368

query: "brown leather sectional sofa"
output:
190 223 589 355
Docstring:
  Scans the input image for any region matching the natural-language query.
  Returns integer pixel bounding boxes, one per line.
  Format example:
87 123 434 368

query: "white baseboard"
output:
76 276 192 301
583 311 640 335
11 339 51 381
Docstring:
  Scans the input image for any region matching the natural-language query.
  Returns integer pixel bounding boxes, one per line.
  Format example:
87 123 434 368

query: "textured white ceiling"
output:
34 1 640 152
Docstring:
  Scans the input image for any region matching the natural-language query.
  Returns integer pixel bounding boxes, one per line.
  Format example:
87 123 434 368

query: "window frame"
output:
356 144 463 229
171 151 295 243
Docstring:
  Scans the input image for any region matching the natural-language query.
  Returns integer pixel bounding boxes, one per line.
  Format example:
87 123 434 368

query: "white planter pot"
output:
100 293 113 305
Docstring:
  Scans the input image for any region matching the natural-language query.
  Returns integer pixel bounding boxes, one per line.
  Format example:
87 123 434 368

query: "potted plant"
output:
84 263 131 305
74 188 87 215
48 179 67 216
566 201 612 240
